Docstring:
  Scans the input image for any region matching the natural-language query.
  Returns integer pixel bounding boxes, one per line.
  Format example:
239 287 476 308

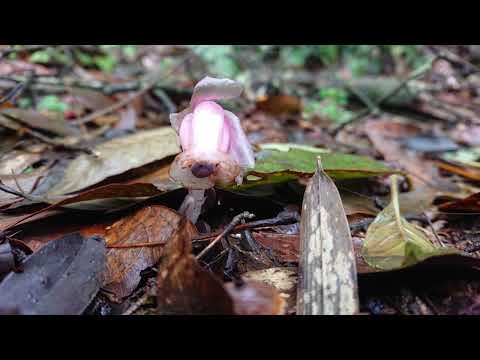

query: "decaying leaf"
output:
0 233 105 315
45 127 180 197
0 150 41 175
438 192 480 213
225 280 286 315
103 205 196 301
0 242 15 278
297 158 359 315
253 232 299 262
157 217 234 314
362 175 458 270
243 267 298 314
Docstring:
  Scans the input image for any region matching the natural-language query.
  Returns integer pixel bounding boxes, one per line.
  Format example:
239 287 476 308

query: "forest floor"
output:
1 45 480 315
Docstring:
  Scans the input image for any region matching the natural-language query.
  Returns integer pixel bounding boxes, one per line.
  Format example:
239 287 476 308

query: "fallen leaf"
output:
252 147 397 180
297 158 359 315
103 205 196 301
48 182 168 211
157 216 234 314
45 127 180 197
437 161 480 182
70 88 116 111
362 175 459 270
401 136 459 153
1 108 79 137
0 233 105 315
364 119 457 191
242 267 297 314
256 94 302 116
225 280 286 315
0 150 41 175
253 232 299 262
0 242 15 278
438 192 480 213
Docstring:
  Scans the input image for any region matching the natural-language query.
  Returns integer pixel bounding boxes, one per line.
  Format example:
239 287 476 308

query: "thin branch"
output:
332 57 436 136
71 54 193 126
196 212 255 260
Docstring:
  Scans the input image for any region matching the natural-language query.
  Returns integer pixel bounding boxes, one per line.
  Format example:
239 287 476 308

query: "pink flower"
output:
169 76 255 189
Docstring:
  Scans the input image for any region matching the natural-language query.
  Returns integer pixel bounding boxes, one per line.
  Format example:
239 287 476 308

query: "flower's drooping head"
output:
169 76 255 189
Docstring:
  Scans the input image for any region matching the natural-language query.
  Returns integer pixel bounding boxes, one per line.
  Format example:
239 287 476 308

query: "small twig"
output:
10 169 25 195
332 57 436 136
0 179 37 201
0 83 26 106
193 214 298 242
71 54 193 126
422 211 445 248
107 242 167 249
196 212 255 260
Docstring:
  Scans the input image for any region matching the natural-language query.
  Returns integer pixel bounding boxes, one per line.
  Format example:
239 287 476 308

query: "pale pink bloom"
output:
169 76 255 190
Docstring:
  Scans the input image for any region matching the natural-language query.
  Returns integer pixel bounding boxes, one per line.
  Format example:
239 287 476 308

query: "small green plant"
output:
304 86 354 124
37 95 70 113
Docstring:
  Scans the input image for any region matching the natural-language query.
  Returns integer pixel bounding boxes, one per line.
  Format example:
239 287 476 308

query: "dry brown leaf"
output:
156 216 235 314
103 205 197 301
0 150 41 175
70 89 116 111
253 232 299 262
45 127 180 197
1 108 79 137
225 280 286 315
256 94 302 116
242 267 297 314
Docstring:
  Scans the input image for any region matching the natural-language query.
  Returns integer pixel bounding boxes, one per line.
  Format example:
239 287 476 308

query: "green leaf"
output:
250 145 399 180
37 95 70 113
361 175 459 270
94 55 117 73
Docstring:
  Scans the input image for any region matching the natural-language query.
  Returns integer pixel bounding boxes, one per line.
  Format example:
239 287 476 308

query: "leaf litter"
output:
2 45 480 315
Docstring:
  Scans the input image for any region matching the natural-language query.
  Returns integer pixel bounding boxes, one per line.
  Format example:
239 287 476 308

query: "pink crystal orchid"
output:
169 76 255 189
169 76 255 223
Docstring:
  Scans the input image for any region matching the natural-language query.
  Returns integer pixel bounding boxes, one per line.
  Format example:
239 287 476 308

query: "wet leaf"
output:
103 205 196 301
1 108 79 137
0 233 105 315
250 146 398 180
45 127 180 197
362 175 459 270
